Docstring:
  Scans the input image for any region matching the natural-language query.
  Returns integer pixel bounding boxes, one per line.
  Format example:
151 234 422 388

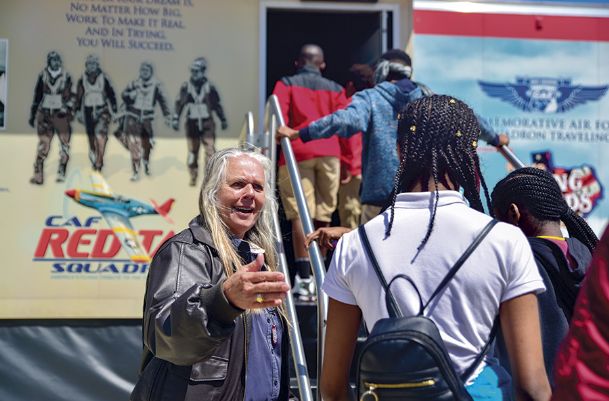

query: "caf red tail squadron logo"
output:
532 151 603 217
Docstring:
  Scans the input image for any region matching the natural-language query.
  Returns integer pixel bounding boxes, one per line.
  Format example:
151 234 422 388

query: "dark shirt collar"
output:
189 77 207 86
231 237 253 263
297 65 322 76
394 77 417 93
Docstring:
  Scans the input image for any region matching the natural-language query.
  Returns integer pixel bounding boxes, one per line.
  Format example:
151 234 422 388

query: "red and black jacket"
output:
272 66 348 165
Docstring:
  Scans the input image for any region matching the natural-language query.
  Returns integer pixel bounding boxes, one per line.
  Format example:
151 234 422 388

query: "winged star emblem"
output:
478 77 608 113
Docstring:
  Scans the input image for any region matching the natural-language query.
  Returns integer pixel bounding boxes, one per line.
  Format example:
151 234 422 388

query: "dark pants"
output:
185 118 216 180
84 106 111 171
34 109 72 172
123 115 154 173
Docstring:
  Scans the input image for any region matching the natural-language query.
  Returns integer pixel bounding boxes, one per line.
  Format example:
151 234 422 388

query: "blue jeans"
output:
466 358 513 401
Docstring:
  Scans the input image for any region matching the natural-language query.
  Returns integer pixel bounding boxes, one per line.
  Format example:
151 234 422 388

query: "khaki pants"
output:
34 110 72 169
84 107 111 170
360 204 382 224
186 118 216 180
124 115 154 173
338 175 362 229
278 156 340 223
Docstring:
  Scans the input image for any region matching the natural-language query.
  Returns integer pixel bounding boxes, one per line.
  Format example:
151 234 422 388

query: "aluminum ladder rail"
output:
497 144 526 169
265 94 328 401
262 102 277 190
241 108 314 401
239 111 256 149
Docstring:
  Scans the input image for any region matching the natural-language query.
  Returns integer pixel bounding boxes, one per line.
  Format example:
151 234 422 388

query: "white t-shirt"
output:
323 191 545 376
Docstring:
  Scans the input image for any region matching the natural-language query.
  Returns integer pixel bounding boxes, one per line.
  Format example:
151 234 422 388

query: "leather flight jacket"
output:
131 216 290 401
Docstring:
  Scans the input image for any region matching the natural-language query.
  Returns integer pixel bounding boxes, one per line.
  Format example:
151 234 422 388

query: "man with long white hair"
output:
131 147 292 401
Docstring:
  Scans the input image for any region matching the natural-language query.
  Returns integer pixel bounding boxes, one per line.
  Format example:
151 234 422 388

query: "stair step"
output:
290 302 366 383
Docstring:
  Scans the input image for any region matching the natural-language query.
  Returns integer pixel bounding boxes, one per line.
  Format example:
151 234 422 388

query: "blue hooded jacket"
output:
300 80 423 206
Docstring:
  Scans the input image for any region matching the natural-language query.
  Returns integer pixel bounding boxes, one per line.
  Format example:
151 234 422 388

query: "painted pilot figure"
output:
172 57 228 186
118 62 171 181
74 54 118 172
29 51 74 184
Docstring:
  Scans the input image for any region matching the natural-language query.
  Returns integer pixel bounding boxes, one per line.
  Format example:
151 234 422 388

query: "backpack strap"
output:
442 219 499 383
358 225 403 318
421 219 498 313
460 316 499 382
358 219 497 317
387 273 424 318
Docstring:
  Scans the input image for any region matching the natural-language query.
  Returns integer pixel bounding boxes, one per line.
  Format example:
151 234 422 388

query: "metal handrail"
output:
497 144 526 169
246 101 312 401
263 101 278 191
266 94 328 401
271 211 313 401
238 111 256 149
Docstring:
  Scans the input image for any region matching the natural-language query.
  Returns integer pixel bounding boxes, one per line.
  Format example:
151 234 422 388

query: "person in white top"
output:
319 95 551 401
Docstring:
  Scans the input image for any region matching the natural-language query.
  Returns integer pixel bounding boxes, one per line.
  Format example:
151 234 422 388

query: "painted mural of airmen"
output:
74 54 118 172
29 51 74 185
116 62 171 181
172 57 228 186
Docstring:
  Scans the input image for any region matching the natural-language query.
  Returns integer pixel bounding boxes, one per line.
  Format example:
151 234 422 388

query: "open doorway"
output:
266 9 393 96
260 3 400 380
260 2 400 117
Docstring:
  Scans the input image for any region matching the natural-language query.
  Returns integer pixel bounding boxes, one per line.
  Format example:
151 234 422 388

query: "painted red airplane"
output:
65 172 174 263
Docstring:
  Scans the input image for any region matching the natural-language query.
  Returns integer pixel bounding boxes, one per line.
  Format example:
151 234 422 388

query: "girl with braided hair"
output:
320 95 551 401
491 167 597 252
491 167 597 384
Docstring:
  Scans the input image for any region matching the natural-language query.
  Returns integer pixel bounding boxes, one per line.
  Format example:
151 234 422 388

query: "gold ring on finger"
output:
255 294 264 304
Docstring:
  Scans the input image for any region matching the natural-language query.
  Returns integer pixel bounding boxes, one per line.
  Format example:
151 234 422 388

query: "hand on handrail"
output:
305 226 353 250
493 133 526 169
495 133 510 147
276 125 299 143
487 132 510 148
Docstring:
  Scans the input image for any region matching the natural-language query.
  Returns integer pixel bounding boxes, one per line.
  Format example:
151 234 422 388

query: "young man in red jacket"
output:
272 44 348 302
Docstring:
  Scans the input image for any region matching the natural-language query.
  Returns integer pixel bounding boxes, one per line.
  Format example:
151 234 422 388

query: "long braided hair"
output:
385 95 492 255
491 167 598 252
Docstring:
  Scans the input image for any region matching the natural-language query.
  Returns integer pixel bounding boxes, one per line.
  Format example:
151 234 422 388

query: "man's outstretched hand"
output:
276 126 299 143
495 133 510 147
305 226 353 250
222 254 290 310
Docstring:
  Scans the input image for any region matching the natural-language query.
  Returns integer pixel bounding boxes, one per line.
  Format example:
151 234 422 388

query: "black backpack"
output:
356 220 498 401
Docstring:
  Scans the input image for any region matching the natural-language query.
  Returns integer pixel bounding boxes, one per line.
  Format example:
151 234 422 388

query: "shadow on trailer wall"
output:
0 320 141 401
